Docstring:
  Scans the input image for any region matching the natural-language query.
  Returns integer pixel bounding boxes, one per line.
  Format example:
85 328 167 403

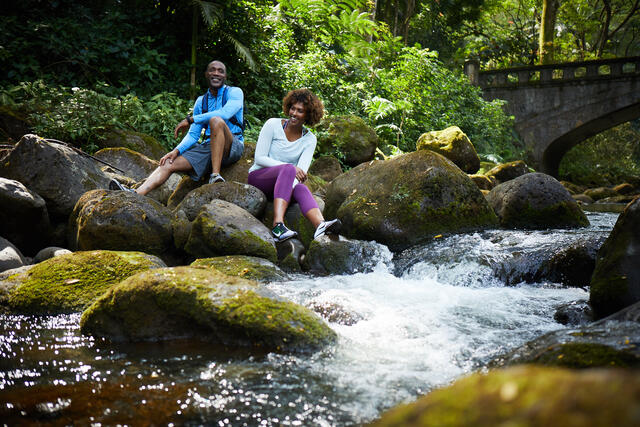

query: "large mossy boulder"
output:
183 200 277 262
303 235 391 275
416 126 480 174
80 266 336 352
309 155 343 182
0 134 110 221
485 160 529 184
590 197 640 319
324 150 498 251
0 177 51 255
372 366 640 427
93 147 157 181
316 115 378 166
175 181 267 219
191 255 288 282
486 172 589 229
68 190 176 258
4 250 165 314
96 128 166 160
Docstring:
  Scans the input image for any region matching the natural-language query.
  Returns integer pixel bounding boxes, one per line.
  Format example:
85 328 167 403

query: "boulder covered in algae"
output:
80 266 336 352
372 366 640 427
190 255 288 283
4 250 166 314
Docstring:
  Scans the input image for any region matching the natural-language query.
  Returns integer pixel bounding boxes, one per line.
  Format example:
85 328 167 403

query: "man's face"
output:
205 61 227 90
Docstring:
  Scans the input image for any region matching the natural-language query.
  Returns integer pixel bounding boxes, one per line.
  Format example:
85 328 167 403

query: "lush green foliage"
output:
559 121 640 186
1 81 190 152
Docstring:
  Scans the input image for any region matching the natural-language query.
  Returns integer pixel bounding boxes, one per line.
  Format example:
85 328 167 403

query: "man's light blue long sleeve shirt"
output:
175 85 244 154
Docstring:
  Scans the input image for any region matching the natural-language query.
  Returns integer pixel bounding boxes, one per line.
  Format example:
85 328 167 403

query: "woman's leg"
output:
292 183 323 227
248 164 297 226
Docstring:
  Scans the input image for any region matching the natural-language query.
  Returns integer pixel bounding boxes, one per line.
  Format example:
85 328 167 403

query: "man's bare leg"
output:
136 155 193 196
209 116 234 175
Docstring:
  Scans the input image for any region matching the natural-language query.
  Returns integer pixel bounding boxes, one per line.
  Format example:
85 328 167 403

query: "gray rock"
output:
0 237 26 272
190 255 288 283
184 200 277 262
67 189 175 258
0 134 110 220
175 181 267 220
0 177 51 255
32 246 72 264
316 115 378 166
417 126 480 174
485 160 529 183
309 155 343 182
553 300 593 326
486 172 589 229
303 235 391 275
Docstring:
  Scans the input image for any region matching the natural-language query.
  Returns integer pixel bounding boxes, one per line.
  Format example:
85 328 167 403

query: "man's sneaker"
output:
109 178 135 193
271 222 297 242
313 218 342 240
209 173 225 184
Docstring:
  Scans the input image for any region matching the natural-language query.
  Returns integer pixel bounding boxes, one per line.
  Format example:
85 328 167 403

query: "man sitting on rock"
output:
110 60 245 195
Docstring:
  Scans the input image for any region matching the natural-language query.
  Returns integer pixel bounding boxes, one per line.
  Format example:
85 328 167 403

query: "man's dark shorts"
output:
182 135 244 181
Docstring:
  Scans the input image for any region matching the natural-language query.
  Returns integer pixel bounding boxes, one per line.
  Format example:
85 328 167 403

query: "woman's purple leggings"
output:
248 164 319 214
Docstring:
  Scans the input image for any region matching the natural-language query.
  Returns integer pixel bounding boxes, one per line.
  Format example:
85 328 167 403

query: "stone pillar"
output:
464 59 480 86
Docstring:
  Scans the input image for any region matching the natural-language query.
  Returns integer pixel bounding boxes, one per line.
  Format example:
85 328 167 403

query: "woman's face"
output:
288 102 307 126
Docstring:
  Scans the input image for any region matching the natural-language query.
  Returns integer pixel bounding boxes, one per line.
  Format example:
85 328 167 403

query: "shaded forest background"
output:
1 0 639 184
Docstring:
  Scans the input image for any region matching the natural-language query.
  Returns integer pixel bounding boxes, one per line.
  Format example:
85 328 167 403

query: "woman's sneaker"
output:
209 173 225 184
271 222 297 242
313 218 342 240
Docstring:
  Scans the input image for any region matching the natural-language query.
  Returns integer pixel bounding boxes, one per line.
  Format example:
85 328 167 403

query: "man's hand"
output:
160 149 179 166
295 166 307 182
174 119 190 139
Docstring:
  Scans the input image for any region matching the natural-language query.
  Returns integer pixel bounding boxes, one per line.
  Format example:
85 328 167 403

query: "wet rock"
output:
584 186 617 201
597 194 637 204
80 266 336 352
544 235 606 287
0 236 27 272
324 150 498 251
372 366 640 427
4 250 166 314
32 246 72 264
303 235 390 275
485 160 529 184
0 177 51 255
316 115 378 166
166 175 206 209
190 255 288 282
309 155 343 182
486 172 589 229
183 200 277 262
417 126 480 174
276 238 305 273
554 300 593 326
308 301 363 325
590 197 640 319
489 314 640 369
175 181 267 219
613 182 635 195
96 128 166 160
0 135 110 221
468 174 496 191
68 190 176 258
262 197 325 248
572 193 594 204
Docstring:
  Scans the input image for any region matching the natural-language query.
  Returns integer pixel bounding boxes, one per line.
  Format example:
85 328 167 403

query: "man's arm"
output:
192 87 243 124
174 98 204 154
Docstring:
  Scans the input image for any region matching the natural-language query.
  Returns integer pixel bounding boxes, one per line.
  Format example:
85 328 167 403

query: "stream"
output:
0 211 618 426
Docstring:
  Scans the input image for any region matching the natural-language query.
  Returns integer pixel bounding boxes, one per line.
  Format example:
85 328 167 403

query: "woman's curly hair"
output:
282 89 324 126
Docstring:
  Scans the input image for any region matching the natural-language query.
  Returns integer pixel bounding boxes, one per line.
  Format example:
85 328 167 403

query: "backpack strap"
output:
200 86 245 136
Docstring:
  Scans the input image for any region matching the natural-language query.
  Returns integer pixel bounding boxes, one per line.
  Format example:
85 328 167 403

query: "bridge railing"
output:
464 57 640 88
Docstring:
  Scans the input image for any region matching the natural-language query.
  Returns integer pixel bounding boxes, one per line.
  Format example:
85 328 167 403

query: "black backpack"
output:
201 86 247 135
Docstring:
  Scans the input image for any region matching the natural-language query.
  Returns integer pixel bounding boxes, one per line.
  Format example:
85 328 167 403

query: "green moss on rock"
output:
531 342 640 368
372 366 640 427
190 255 288 282
7 250 165 314
80 267 336 352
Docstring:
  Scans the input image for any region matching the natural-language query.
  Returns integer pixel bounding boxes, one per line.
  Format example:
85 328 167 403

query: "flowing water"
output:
0 212 618 426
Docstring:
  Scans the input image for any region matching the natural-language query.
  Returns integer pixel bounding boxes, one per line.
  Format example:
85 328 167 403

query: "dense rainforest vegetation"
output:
1 0 638 182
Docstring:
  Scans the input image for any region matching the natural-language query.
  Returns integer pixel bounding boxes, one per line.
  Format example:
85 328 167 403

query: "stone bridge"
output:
465 57 640 176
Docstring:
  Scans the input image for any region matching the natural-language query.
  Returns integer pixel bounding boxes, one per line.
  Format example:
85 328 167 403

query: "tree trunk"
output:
597 0 612 57
190 5 198 101
539 0 559 64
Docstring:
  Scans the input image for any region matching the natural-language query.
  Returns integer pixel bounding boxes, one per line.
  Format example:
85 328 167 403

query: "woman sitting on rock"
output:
248 89 341 242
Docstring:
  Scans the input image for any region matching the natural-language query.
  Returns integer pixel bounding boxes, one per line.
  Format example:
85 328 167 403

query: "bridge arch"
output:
470 57 640 177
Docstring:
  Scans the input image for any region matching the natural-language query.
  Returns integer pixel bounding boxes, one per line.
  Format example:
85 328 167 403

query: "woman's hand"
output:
160 149 179 166
295 166 307 182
